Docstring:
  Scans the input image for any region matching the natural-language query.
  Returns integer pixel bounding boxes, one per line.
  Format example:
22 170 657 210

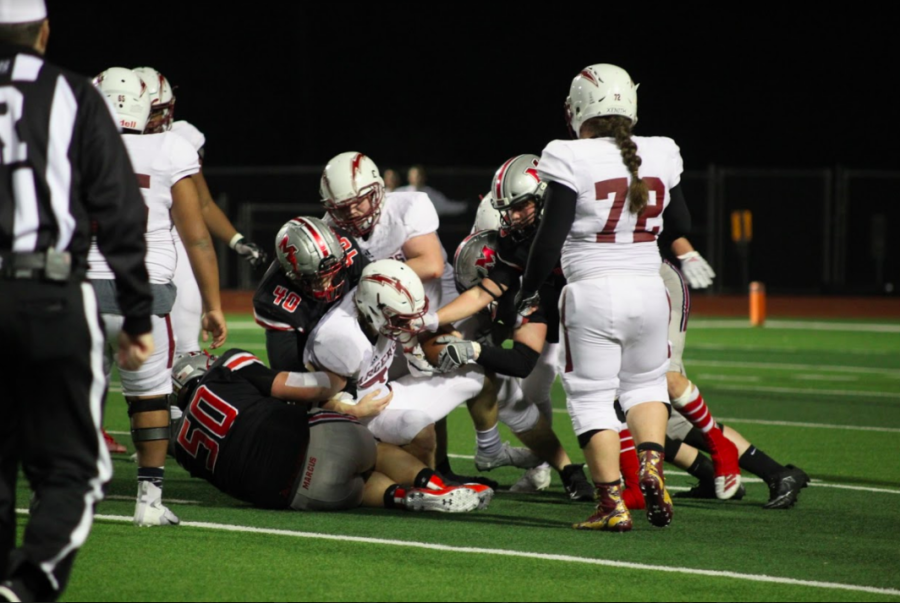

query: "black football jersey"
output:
252 226 371 335
486 229 565 343
173 349 311 509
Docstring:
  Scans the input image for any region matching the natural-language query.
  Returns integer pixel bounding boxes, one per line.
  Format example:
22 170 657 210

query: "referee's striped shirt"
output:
0 42 151 334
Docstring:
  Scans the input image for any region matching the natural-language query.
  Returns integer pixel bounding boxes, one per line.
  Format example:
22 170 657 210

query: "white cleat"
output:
134 481 180 527
474 442 541 472
714 473 743 500
509 464 553 493
404 486 482 513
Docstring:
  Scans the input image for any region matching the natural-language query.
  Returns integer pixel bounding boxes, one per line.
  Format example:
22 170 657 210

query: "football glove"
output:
435 335 480 372
677 251 715 289
231 235 269 269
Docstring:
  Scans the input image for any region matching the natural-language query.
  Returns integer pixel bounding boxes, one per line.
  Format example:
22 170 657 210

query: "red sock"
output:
675 385 715 433
619 429 641 493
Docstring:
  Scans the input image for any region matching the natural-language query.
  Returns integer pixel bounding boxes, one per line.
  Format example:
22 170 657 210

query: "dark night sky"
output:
44 4 895 171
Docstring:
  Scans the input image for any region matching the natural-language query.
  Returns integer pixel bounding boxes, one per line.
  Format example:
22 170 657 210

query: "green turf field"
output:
15 314 900 602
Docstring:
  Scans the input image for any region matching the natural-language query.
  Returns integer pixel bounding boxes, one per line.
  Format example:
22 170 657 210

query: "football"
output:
419 332 448 367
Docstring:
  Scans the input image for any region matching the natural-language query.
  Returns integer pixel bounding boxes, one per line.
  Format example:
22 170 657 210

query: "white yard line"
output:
687 359 900 376
715 417 900 434
689 319 900 333
696 374 762 382
699 383 900 399
14 510 894 597
793 374 859 382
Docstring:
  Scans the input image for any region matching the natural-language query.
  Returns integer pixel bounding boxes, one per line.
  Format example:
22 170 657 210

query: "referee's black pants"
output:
0 279 111 602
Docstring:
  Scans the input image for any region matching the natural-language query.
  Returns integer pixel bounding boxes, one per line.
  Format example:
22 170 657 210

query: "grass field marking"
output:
689 343 895 356
24 510 896 597
687 359 900 376
689 320 900 333
695 374 762 382
793 375 859 382
715 417 900 434
535 408 900 433
701 383 900 399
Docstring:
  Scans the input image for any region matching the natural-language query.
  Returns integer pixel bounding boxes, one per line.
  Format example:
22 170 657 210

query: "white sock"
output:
476 425 502 457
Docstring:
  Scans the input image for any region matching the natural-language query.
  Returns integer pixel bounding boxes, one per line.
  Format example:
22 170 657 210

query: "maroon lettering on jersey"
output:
302 456 317 490
359 366 389 391
136 174 151 189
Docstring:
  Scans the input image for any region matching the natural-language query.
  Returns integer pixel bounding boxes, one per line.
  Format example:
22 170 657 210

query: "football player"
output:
90 67 226 526
169 352 491 513
252 216 370 371
304 260 522 476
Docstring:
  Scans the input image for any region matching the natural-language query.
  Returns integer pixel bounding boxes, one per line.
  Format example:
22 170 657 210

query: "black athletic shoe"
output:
763 464 809 510
560 464 595 502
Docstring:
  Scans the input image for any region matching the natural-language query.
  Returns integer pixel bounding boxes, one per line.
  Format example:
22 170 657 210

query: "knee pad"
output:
126 395 170 417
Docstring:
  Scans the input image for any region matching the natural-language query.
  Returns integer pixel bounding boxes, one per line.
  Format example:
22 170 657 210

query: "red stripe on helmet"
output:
580 69 599 87
295 217 331 261
494 157 516 202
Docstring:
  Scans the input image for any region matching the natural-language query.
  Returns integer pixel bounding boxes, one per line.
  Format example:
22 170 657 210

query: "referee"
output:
0 1 154 601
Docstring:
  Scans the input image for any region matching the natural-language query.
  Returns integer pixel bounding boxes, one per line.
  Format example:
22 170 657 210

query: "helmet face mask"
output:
93 67 151 133
490 154 546 241
354 260 428 347
565 63 638 138
320 152 386 238
133 66 175 134
276 217 348 304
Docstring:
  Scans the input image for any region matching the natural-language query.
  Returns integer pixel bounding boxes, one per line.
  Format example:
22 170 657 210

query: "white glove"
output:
404 343 442 378
413 311 440 333
677 251 715 289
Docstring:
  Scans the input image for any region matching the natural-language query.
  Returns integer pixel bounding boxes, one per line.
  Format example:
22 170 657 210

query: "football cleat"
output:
639 450 673 527
509 464 553 493
573 484 633 532
474 441 541 472
560 464 595 502
404 486 483 513
704 428 742 500
763 464 810 510
673 480 746 501
134 481 180 527
461 483 494 510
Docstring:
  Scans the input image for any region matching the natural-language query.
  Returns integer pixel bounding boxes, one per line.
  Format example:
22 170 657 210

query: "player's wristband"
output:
228 233 245 250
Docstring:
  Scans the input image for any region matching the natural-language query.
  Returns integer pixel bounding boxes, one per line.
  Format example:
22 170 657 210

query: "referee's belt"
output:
0 250 72 281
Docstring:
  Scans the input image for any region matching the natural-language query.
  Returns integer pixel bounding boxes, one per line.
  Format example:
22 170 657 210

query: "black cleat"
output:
560 464 595 502
674 480 746 501
763 464 809 510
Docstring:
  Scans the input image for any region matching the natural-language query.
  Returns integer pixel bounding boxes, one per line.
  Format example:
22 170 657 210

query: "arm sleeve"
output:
77 82 152 335
520 181 577 294
659 184 691 245
476 341 541 378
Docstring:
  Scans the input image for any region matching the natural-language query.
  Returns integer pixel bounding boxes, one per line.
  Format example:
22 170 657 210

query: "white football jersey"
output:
169 121 206 247
323 190 457 307
170 120 206 155
303 292 396 403
87 132 200 283
538 136 683 281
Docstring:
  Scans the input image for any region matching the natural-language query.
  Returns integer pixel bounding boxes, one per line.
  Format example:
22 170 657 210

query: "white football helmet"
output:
133 66 176 133
490 154 546 239
275 216 347 303
320 152 385 238
565 63 638 137
453 230 500 294
473 192 502 232
354 259 428 345
93 67 151 133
